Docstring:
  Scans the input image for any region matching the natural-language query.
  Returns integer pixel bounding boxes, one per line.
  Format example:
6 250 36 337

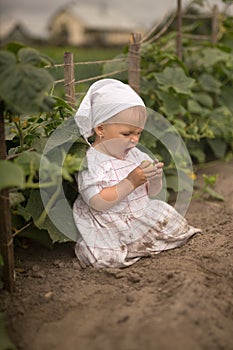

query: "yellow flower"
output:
188 172 197 180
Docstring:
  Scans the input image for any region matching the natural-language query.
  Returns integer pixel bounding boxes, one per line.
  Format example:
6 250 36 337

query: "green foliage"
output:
141 41 233 167
0 160 24 190
155 67 195 94
3 114 88 244
0 43 88 245
139 6 233 193
17 189 69 242
194 174 224 201
0 45 55 114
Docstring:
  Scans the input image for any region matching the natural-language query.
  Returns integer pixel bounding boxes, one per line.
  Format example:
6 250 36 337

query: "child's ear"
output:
94 124 104 137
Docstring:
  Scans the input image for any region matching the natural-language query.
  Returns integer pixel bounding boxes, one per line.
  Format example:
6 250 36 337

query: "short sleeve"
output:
76 148 111 204
77 165 106 204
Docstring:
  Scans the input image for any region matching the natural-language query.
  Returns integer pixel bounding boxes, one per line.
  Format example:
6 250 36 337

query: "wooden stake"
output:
0 100 15 292
176 0 183 60
211 5 219 44
128 33 141 94
64 52 75 108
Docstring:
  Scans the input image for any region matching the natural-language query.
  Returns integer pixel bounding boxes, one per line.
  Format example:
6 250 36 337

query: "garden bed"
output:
1 159 233 350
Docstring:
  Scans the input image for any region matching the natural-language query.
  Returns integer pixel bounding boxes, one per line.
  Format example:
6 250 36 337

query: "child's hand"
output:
126 160 164 189
126 165 148 188
140 160 164 181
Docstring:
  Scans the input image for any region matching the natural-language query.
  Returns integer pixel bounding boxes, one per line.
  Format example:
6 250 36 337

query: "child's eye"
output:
122 133 130 136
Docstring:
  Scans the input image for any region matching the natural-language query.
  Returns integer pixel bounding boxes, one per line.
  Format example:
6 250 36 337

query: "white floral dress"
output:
73 147 201 268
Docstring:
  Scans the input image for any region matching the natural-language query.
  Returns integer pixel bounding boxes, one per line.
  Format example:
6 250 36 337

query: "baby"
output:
73 79 201 268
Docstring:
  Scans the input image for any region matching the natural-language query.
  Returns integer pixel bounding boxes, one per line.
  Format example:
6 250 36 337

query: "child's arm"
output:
89 164 155 211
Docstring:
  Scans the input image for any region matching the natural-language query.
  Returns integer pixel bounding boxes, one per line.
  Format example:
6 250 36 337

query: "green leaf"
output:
0 49 54 114
63 153 87 174
202 48 230 67
18 48 45 66
21 190 43 223
203 174 218 186
6 42 25 54
187 100 203 114
198 74 221 94
189 147 206 163
205 186 224 201
207 138 227 158
166 175 178 191
192 93 213 108
165 169 193 192
25 190 73 242
39 217 71 243
209 107 233 140
14 151 42 176
42 117 82 152
53 96 74 111
156 90 185 116
48 199 79 242
154 67 195 94
220 86 233 112
14 150 61 185
18 48 54 66
0 51 16 67
0 160 24 190
31 137 48 153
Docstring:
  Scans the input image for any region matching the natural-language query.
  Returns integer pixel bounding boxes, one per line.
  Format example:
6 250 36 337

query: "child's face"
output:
101 123 143 159
96 107 147 159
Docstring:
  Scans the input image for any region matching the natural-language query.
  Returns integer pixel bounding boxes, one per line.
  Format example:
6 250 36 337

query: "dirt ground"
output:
1 160 233 350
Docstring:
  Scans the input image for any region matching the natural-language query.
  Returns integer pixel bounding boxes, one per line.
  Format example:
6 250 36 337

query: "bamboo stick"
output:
0 100 15 292
176 0 183 60
128 33 141 94
211 5 219 44
64 52 75 108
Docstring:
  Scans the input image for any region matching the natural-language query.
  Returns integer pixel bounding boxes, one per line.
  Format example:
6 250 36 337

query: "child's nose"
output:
130 135 139 143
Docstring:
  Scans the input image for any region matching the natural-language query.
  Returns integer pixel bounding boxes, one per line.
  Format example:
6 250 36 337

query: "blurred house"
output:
0 19 47 46
0 20 32 45
48 3 143 46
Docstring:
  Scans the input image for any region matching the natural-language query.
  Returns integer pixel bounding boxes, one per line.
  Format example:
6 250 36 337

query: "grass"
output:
34 45 124 63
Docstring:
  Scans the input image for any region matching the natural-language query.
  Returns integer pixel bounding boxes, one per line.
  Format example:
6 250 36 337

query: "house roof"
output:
58 3 139 31
0 19 36 40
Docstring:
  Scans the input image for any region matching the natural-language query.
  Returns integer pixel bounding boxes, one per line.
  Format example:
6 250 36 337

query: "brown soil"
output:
1 160 233 350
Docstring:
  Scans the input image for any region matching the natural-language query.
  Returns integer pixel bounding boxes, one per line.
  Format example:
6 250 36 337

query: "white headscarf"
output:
74 79 145 142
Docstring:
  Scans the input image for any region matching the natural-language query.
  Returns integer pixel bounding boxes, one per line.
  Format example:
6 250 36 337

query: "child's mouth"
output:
124 147 134 155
